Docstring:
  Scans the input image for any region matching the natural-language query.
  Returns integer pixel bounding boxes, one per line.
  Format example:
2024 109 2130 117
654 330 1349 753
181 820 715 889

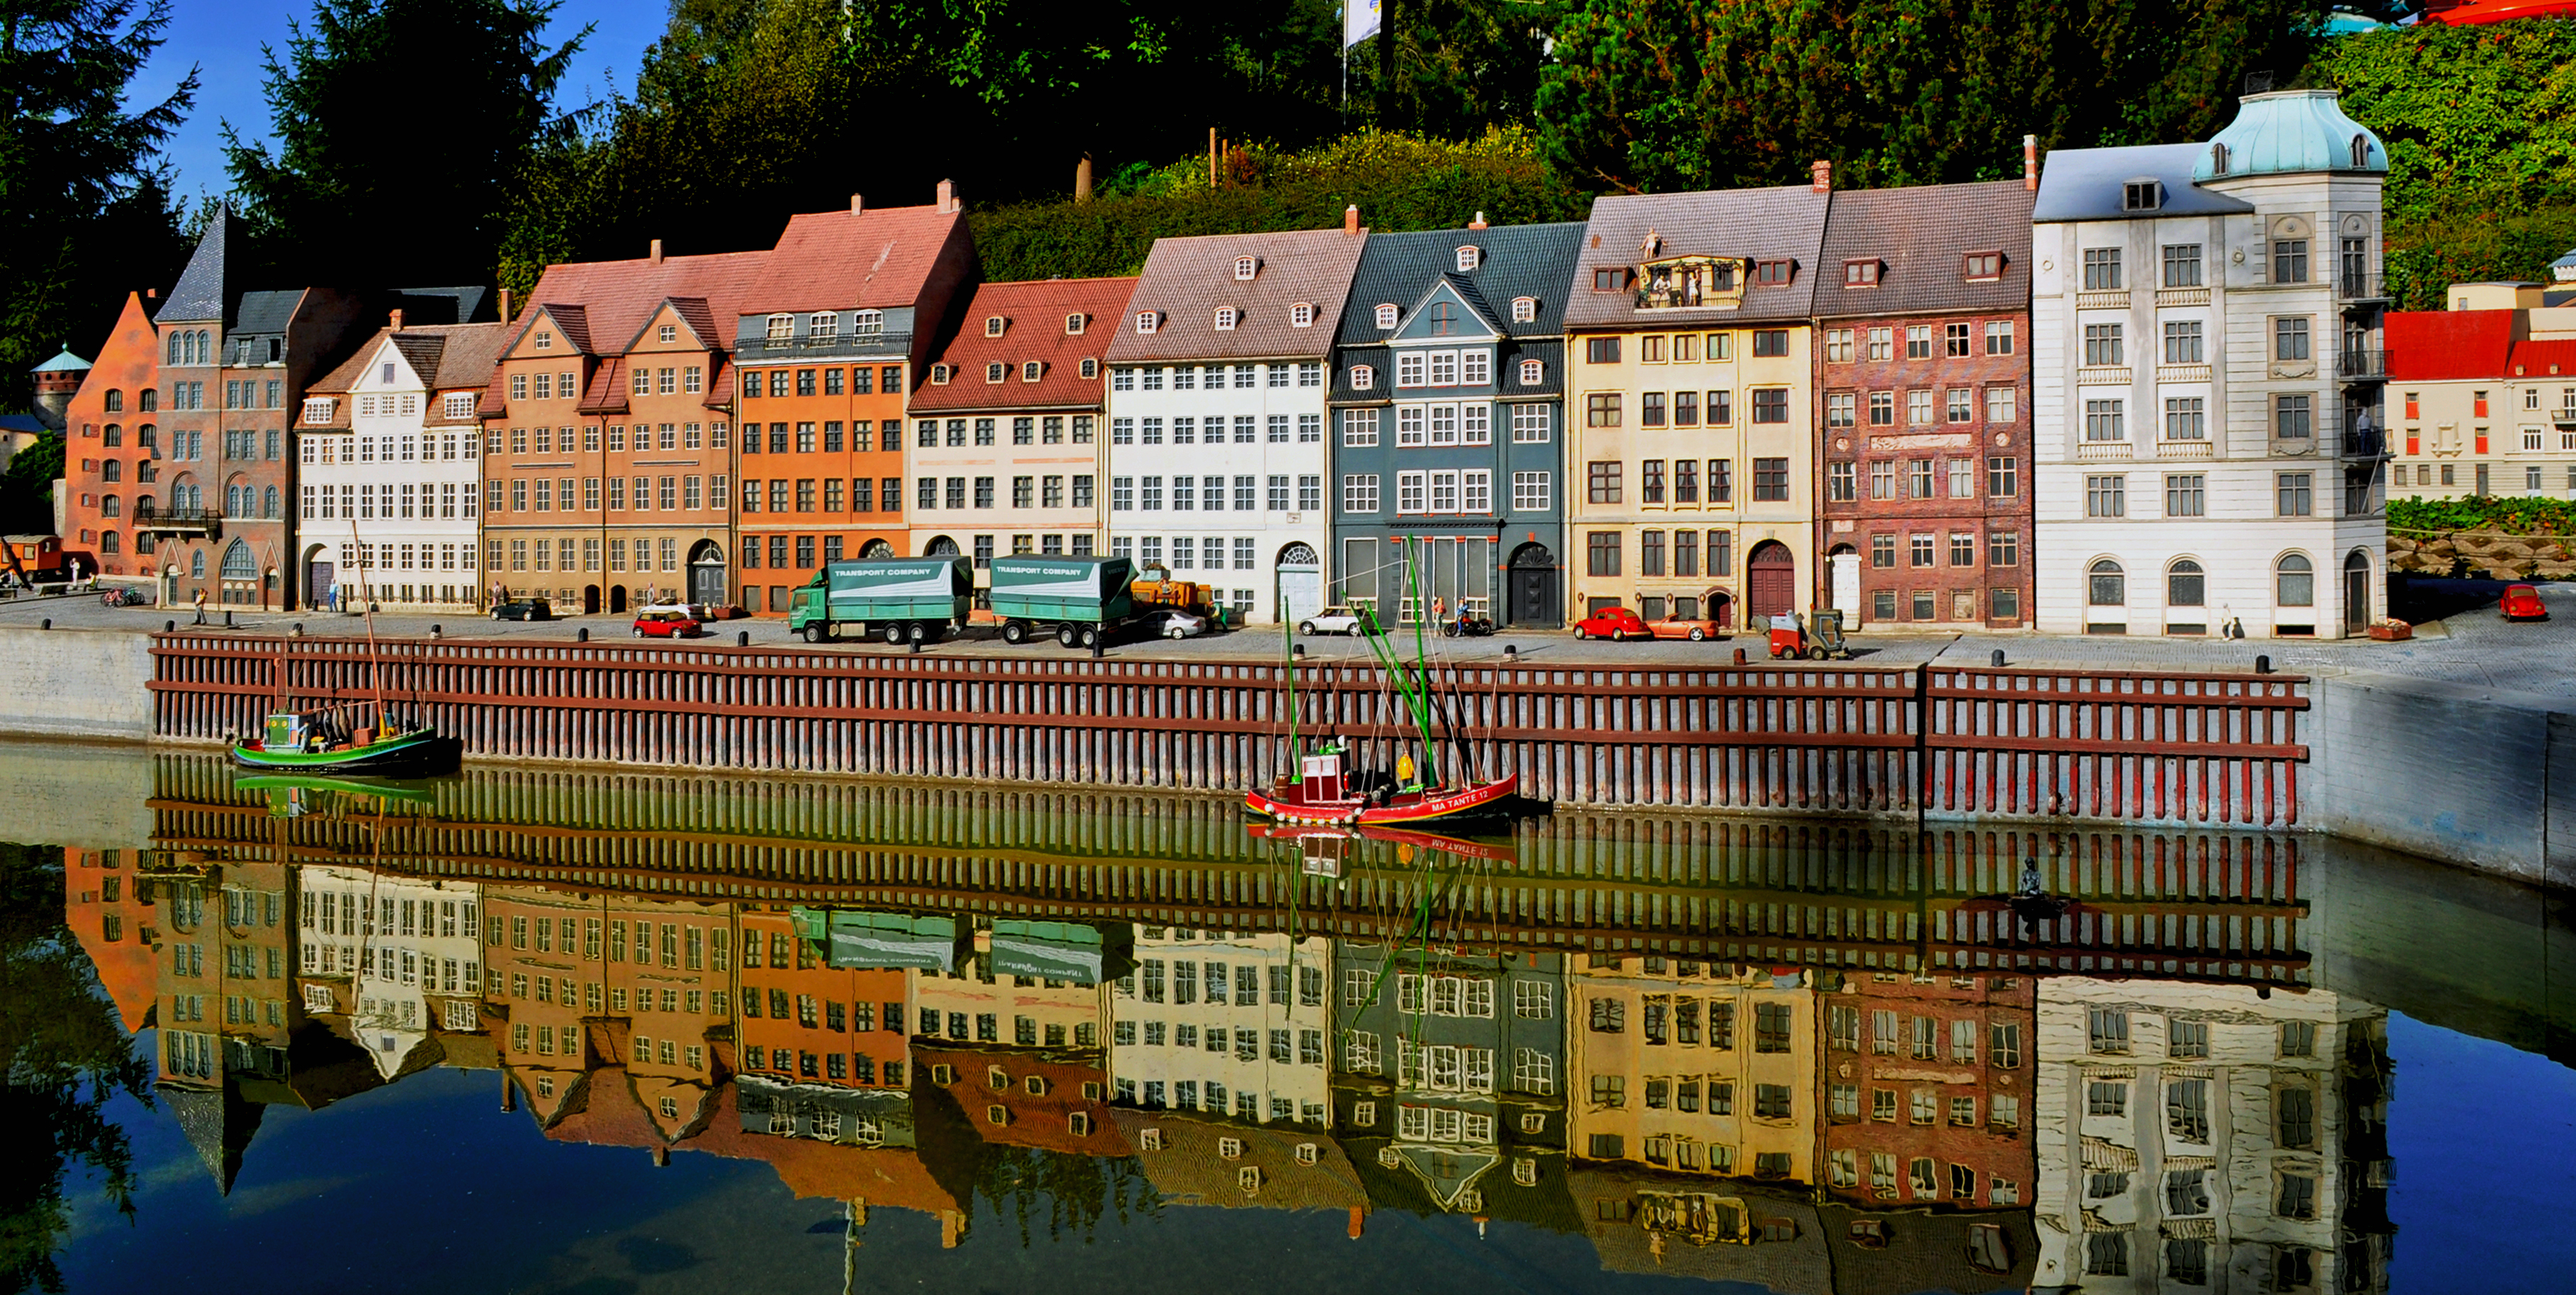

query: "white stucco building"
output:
1108 927 1333 1127
297 866 486 1078
2033 91 2388 638
296 320 506 609
1102 225 1367 623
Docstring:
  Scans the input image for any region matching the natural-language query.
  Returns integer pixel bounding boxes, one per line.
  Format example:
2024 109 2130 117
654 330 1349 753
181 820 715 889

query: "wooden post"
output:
1209 128 1219 188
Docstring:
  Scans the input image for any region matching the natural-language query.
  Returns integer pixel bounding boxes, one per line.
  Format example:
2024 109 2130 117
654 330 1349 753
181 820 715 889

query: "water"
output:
9 744 2575 1294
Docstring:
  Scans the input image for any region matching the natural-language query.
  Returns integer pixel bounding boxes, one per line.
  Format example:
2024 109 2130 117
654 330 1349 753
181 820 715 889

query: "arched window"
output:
2276 553 2314 606
103 390 123 413
101 459 121 482
925 536 960 557
190 548 205 579
2167 559 2204 607
263 486 279 519
103 424 122 448
135 494 155 520
2209 142 2230 176
166 332 181 364
220 540 256 581
101 531 120 555
101 494 120 518
859 539 893 559
2351 134 2369 169
138 390 156 413
2088 559 2125 606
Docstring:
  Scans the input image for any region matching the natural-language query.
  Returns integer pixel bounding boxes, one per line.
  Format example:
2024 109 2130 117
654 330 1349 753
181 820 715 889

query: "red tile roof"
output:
577 358 630 415
2387 309 2514 381
516 251 772 358
741 204 968 315
909 277 1139 412
2507 338 2576 378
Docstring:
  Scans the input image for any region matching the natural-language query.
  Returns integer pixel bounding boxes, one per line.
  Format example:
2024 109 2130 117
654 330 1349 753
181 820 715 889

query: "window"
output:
1289 302 1314 327
2085 399 2125 442
2162 319 2204 364
2164 396 2205 441
2083 247 2122 290
1753 329 1788 357
2084 323 2124 367
1233 256 1258 281
1752 456 1790 501
2166 474 2205 518
2274 237 2310 284
2089 558 2125 606
2162 243 2204 287
2277 473 2314 518
1962 251 2002 281
2277 553 2315 605
1586 531 1620 577
1212 307 1238 331
1843 259 1880 287
1134 312 1158 334
2275 393 2313 441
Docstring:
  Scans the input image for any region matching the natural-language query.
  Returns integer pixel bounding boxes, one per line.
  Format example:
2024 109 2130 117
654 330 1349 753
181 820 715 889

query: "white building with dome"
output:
2032 90 2389 638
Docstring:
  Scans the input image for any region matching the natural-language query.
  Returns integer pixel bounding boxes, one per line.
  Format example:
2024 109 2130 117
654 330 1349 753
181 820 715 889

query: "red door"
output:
1746 541 1795 626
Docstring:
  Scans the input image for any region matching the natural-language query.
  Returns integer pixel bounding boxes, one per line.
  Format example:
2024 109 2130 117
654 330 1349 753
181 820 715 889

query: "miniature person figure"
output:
191 589 206 625
1396 750 1415 786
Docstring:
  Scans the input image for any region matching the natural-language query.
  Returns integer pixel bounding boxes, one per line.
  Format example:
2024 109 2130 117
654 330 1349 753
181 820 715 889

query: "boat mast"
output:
1281 567 1300 771
352 519 388 727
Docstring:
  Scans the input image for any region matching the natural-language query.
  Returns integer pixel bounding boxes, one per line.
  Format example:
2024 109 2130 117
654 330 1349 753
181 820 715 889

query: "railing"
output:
145 637 2310 827
2339 271 2388 303
135 507 222 533
2337 348 2388 381
2342 426 2390 460
734 332 915 361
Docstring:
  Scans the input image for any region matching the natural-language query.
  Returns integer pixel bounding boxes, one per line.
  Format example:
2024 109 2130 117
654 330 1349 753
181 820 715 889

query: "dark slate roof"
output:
2033 143 2256 223
1815 181 2034 319
388 285 496 325
1105 227 1368 363
159 205 237 324
233 290 305 335
1563 185 1831 329
1334 222 1587 346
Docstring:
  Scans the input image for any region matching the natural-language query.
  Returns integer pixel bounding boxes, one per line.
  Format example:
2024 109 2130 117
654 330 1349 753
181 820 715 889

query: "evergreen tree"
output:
0 0 196 412
223 0 588 287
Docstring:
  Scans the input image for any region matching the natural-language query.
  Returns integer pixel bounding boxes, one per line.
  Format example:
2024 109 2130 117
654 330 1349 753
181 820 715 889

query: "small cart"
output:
1767 609 1853 661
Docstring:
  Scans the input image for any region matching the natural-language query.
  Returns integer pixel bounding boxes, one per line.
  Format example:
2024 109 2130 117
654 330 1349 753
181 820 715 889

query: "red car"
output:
631 608 705 638
1573 607 1652 640
2502 583 2549 621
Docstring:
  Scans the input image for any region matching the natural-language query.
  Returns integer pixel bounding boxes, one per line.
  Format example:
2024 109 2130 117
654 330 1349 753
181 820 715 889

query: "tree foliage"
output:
1 433 64 535
2389 494 2576 537
222 0 588 288
1534 0 2327 193
1343 0 1566 137
2312 21 2576 308
0 1 196 412
0 842 153 1294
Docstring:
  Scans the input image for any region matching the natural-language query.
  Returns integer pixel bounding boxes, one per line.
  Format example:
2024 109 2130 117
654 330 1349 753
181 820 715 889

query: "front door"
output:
1829 551 1860 621
1746 541 1795 628
308 561 334 611
2344 551 2372 635
1513 566 1559 627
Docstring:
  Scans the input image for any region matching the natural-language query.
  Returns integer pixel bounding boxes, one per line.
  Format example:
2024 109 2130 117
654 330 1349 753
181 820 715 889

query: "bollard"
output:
1090 639 1103 659
39 618 49 630
908 633 920 653
429 624 441 640
737 630 749 648
164 620 175 633
1503 643 1519 662
2255 655 2272 674
224 609 235 628
1991 649 2006 667
1733 648 1747 665
1292 643 1306 659
577 627 589 643
292 623 305 638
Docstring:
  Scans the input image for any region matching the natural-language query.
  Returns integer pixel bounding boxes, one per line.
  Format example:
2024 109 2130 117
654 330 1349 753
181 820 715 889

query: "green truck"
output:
990 555 1139 648
786 557 973 645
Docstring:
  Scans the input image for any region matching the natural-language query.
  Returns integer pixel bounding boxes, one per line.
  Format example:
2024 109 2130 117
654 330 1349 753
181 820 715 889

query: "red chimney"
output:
1344 204 1360 235
2023 135 2040 191
937 179 955 213
649 239 664 265
1812 160 1832 193
389 308 405 332
498 288 512 322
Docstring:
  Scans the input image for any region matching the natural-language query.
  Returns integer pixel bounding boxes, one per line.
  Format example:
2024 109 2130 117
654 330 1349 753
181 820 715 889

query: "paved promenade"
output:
7 577 2567 696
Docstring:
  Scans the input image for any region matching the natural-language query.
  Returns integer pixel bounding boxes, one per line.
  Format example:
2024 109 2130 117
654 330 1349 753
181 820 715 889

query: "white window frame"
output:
1428 351 1460 387
1512 297 1537 322
1134 312 1159 334
1375 303 1399 329
1396 352 1426 388
1511 470 1550 512
1396 470 1428 514
1463 470 1491 513
1462 350 1490 385
1343 473 1379 512
1234 256 1258 281
1518 358 1543 386
1396 405 1425 446
1455 246 1480 271
1510 404 1551 443
1462 405 1491 445
1350 365 1374 390
1213 307 1238 331
1341 410 1379 446
1289 302 1314 328
1429 470 1461 512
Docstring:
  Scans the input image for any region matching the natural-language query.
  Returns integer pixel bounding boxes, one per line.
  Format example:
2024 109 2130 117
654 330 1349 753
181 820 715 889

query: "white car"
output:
1158 610 1209 640
1297 606 1378 637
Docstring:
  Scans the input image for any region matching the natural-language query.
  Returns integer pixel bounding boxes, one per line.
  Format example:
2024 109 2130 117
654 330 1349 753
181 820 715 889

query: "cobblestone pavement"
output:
9 577 2572 696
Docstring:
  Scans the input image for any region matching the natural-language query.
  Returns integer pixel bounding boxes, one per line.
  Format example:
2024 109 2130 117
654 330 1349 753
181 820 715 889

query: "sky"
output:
135 0 671 203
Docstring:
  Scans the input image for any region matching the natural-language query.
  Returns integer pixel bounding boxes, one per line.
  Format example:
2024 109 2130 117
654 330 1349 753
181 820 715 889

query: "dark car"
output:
490 599 553 622
2502 583 2549 621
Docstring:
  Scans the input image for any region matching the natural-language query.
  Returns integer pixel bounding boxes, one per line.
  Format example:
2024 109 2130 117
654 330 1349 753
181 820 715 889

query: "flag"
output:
1345 0 1382 47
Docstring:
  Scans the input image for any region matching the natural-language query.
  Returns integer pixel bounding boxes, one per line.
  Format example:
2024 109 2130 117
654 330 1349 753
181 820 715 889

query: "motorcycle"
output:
1438 612 1497 638
100 587 153 608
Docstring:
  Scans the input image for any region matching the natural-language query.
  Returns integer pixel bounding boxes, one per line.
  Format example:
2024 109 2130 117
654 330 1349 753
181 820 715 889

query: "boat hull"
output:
229 729 459 777
1243 774 1520 826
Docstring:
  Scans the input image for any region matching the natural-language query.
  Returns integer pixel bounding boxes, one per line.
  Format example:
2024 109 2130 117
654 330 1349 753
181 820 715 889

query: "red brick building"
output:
1814 181 2035 629
1821 971 2036 1211
735 907 913 1090
55 293 161 579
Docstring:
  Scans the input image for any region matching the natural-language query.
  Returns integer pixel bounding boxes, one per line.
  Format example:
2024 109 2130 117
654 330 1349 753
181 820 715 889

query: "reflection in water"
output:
35 754 2542 1293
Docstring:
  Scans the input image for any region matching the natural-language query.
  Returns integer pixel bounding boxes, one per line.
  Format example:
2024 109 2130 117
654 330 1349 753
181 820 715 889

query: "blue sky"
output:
136 0 670 203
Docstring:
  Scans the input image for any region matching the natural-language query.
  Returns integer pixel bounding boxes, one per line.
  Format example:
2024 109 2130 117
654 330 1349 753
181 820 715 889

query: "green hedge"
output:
2389 495 2576 536
966 129 1591 283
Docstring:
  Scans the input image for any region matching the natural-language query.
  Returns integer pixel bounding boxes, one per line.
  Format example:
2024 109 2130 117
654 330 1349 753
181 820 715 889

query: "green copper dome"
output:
2193 89 2387 181
31 346 91 374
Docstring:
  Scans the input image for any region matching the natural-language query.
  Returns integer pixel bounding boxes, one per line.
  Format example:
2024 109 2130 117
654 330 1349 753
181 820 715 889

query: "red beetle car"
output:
1572 606 1652 640
2502 583 2549 621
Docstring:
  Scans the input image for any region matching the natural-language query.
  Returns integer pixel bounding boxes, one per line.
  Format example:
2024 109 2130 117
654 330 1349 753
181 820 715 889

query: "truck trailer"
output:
989 555 1141 648
786 557 973 644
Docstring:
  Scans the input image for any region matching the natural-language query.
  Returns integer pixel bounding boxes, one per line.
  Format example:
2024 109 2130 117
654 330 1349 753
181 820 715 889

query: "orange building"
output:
480 247 766 613
62 846 159 1034
730 191 976 613
55 293 164 579
734 907 912 1090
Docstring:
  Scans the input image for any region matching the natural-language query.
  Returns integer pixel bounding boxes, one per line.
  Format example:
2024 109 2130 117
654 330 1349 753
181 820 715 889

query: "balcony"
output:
134 507 222 537
2157 439 2215 460
2341 426 2393 461
2337 348 2388 382
2154 286 2211 308
734 332 915 361
2338 271 2388 305
2076 439 2133 461
2074 290 2131 311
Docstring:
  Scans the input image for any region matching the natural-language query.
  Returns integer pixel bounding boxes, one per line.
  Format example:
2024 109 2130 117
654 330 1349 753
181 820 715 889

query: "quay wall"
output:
0 626 154 742
2303 669 2576 890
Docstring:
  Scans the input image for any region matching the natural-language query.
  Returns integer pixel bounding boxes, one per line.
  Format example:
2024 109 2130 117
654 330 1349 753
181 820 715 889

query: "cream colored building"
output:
1108 927 1332 1127
1566 956 1815 1184
2386 279 2576 499
1562 179 1830 628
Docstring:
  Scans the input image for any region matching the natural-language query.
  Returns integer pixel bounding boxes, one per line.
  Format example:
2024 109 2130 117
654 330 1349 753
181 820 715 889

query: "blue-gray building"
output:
1328 222 1586 628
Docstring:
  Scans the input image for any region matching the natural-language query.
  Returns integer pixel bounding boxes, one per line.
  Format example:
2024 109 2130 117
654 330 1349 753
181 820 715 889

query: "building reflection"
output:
60 768 2414 1291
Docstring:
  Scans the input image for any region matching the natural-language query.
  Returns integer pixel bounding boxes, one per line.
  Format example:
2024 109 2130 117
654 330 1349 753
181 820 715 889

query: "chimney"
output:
850 193 864 215
649 239 664 265
1812 160 1832 193
1348 1206 1365 1240
1468 211 1488 230
937 179 955 213
1344 204 1360 235
145 288 157 300
498 288 512 322
2023 135 2039 191
388 308 405 332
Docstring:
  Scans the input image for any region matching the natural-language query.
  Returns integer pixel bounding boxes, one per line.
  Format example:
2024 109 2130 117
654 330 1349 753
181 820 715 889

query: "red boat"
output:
1244 748 1519 826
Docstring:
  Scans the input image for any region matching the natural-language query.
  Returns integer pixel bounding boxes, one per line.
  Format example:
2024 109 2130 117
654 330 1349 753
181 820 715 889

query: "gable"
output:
509 304 589 359
622 299 719 354
1391 279 1501 345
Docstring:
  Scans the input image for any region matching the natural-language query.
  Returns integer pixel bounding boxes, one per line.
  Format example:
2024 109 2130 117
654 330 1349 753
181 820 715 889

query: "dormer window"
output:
1755 259 1793 285
1843 259 1881 288
2350 133 2370 168
810 312 838 339
1213 307 1238 331
2122 180 2162 212
1455 246 1481 271
764 313 791 341
852 310 883 336
1962 251 2004 281
659 324 677 343
2210 142 2230 176
1135 311 1159 334
985 362 1007 383
1064 313 1086 335
985 316 1006 337
1350 365 1374 390
1022 361 1043 382
301 397 334 424
1080 358 1099 378
930 364 953 385
1592 268 1632 292
1234 256 1258 281
1518 358 1544 386
533 329 553 350
1512 297 1537 322
1289 302 1314 328
1374 303 1399 329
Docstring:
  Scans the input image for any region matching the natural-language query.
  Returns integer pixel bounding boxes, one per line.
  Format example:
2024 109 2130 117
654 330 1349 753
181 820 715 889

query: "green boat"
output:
229 708 460 777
